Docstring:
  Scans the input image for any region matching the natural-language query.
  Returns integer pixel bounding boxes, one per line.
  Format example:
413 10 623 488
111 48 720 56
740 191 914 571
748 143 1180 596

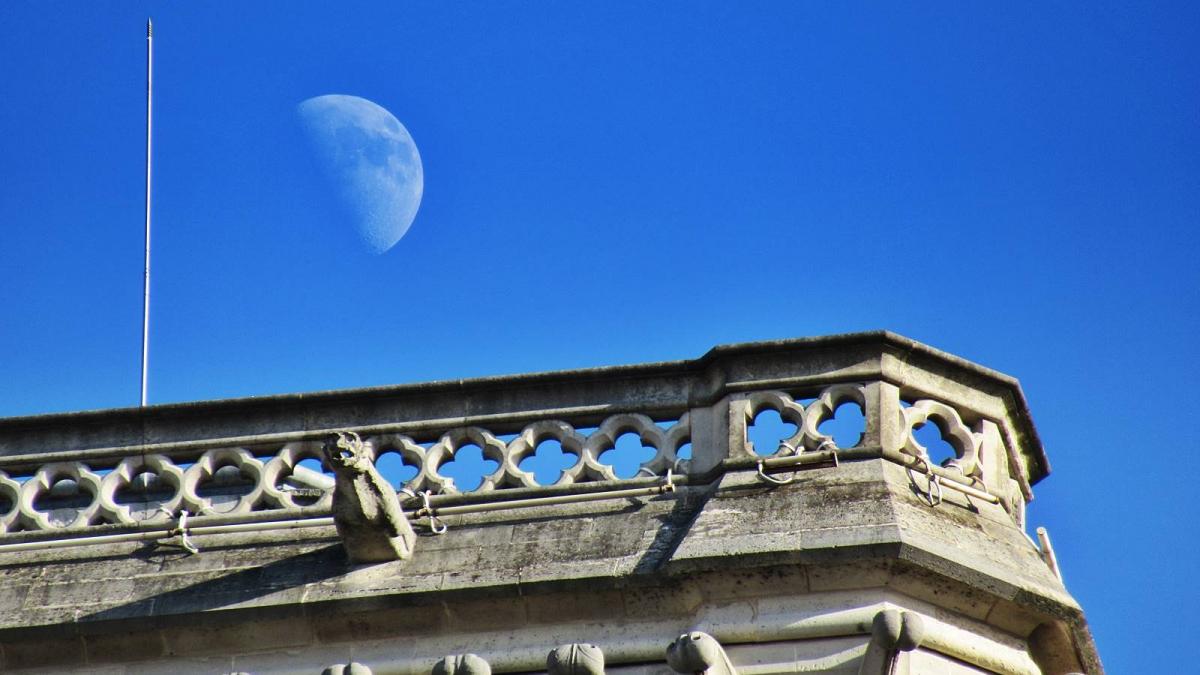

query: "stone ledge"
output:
0 461 1078 642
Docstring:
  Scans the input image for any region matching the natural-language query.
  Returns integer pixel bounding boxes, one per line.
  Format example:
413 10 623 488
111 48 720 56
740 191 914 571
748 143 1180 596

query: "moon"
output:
297 94 423 254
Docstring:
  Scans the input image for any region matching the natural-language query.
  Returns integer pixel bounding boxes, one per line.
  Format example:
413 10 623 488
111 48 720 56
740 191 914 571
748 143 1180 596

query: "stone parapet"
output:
0 332 1098 673
0 332 1042 544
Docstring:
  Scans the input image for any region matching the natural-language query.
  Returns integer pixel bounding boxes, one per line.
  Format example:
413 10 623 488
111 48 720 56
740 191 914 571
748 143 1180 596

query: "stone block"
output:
807 558 894 592
518 557 619 587
83 628 167 664
162 614 314 657
888 564 996 622
444 595 529 632
984 598 1044 638
440 564 516 593
312 603 447 644
1 635 86 670
510 516 595 544
623 583 703 620
24 577 135 612
124 654 233 674
525 588 626 624
310 570 446 602
693 566 809 602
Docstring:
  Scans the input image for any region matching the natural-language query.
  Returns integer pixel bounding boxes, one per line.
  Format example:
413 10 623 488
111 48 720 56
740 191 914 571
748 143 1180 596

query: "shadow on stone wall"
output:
80 544 347 624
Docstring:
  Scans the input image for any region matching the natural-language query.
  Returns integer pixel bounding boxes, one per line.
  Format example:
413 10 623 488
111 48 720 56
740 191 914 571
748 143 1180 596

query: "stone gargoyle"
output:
324 430 417 563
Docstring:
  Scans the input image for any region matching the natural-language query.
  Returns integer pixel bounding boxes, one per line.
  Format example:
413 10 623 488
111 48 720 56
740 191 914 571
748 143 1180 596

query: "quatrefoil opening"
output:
98 454 185 524
19 462 103 530
519 438 578 486
181 448 265 515
743 391 807 457
902 400 982 478
801 384 868 451
585 413 688 479
369 434 451 494
0 472 22 533
371 450 420 490
261 442 334 511
429 428 507 493
506 421 590 487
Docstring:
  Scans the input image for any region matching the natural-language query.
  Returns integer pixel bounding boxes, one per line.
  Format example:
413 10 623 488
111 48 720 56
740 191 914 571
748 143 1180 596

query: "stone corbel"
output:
433 653 491 675
1027 622 1086 675
666 631 736 675
321 662 372 675
858 609 925 675
548 643 606 675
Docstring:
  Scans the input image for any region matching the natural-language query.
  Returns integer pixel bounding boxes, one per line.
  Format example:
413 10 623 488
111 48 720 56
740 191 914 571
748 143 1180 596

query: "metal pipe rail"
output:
0 476 685 554
0 448 999 554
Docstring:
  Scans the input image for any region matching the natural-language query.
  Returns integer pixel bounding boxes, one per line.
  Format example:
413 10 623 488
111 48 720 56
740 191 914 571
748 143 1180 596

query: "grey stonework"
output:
0 333 1100 673
548 644 605 675
433 654 491 675
323 663 373 675
858 609 925 674
325 430 416 563
666 632 736 675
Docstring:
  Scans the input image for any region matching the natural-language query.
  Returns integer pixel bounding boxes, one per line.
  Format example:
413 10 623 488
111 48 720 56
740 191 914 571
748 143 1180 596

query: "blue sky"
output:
1 2 1197 670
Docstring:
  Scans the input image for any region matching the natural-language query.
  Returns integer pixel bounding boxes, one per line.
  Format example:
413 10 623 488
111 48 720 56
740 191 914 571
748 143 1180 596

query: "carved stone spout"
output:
432 653 491 675
858 609 926 675
325 430 417 563
666 631 736 675
548 643 605 675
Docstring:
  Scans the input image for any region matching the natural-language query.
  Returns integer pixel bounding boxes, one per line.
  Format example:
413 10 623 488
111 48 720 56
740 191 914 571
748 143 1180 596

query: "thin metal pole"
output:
1036 526 1063 582
141 19 153 407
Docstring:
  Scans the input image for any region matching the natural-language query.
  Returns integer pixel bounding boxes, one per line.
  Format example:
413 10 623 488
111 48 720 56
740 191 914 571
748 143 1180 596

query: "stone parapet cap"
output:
0 331 1047 484
0 332 1054 553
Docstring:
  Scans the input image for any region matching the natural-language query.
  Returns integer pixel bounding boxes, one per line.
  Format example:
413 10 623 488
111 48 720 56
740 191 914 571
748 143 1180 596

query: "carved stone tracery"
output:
0 383 1020 537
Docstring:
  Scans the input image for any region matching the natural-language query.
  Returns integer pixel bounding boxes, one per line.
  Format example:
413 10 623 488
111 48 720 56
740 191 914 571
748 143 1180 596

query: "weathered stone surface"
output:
666 631 735 675
0 456 1092 671
326 431 417 563
1028 621 1086 675
322 662 372 675
860 609 926 675
0 333 1099 673
547 643 605 675
433 653 491 675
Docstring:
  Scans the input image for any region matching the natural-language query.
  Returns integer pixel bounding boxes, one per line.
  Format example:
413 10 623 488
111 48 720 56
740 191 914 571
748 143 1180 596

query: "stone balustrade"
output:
0 331 1046 544
0 332 1102 675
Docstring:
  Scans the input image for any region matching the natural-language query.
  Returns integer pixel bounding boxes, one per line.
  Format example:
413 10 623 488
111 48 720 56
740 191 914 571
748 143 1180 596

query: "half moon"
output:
297 94 424 254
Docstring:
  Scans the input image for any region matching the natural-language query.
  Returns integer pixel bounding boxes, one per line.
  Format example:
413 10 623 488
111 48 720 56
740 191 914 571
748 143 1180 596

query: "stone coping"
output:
0 331 1048 484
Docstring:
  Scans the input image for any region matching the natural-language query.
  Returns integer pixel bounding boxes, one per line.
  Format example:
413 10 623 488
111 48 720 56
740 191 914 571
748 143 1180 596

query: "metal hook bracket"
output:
416 490 448 535
944 459 988 494
908 458 943 507
663 468 676 493
157 507 199 554
756 460 795 485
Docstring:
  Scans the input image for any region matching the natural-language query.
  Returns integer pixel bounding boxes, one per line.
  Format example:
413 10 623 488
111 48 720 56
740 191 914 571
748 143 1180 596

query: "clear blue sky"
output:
1 2 1196 670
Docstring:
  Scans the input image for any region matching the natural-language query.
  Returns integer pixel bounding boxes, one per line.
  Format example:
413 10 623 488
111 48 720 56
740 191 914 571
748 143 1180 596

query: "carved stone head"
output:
324 431 372 474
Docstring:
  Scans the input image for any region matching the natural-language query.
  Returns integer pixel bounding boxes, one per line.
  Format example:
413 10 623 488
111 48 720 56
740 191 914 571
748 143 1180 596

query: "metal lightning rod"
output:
140 19 153 407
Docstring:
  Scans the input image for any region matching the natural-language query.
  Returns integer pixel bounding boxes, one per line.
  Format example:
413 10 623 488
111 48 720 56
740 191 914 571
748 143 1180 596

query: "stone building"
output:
0 332 1100 673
